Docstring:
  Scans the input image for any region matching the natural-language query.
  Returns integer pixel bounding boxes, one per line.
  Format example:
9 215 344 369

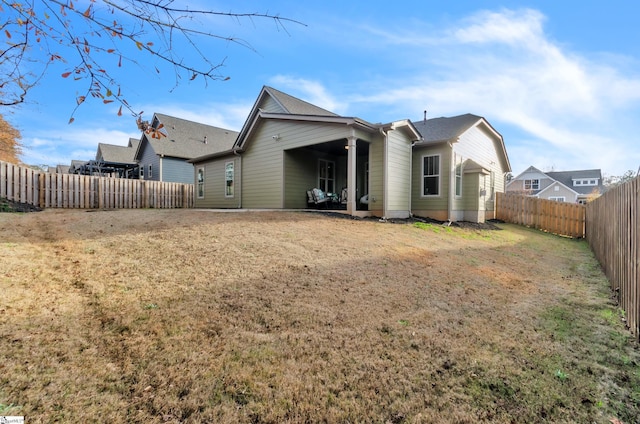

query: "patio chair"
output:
307 188 332 208
340 188 348 205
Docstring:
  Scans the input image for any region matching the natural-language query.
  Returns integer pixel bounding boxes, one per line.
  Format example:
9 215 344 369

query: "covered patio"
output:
283 137 371 214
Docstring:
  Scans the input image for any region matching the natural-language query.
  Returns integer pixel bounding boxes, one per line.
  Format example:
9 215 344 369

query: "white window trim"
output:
549 196 566 202
148 164 153 179
454 155 462 198
524 179 539 190
197 167 205 199
317 158 336 194
225 161 234 198
573 178 598 187
421 153 441 197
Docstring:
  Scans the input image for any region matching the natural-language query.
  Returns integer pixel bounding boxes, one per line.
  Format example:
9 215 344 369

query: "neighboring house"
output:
133 113 238 184
506 166 604 204
69 160 87 174
190 86 511 223
87 138 140 178
55 164 70 174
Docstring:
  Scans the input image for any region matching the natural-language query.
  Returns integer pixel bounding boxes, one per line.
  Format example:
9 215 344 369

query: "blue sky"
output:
7 0 640 178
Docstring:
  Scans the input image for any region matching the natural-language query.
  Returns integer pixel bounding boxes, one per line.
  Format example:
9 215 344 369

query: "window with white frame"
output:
139 165 144 179
524 179 539 190
574 179 598 186
197 167 205 199
454 159 462 197
318 159 335 194
549 196 565 202
225 161 234 197
148 164 153 179
422 155 440 196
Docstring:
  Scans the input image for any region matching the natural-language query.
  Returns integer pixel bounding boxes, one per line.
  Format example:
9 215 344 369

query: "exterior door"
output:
318 159 335 194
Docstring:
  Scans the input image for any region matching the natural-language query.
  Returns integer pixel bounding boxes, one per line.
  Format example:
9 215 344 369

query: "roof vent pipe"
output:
204 136 208 144
423 110 427 123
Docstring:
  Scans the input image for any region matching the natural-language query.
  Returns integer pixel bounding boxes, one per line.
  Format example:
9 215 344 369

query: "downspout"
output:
159 154 163 182
409 140 419 218
233 148 242 208
447 142 454 225
379 127 388 221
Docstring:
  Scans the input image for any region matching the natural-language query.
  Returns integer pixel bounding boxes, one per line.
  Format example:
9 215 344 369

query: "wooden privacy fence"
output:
586 177 640 341
1 160 193 209
495 192 586 238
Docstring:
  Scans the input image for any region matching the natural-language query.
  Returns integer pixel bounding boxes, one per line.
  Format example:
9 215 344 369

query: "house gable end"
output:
537 181 579 198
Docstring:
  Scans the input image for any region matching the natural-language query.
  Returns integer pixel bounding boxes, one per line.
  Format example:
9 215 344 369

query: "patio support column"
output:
346 136 357 214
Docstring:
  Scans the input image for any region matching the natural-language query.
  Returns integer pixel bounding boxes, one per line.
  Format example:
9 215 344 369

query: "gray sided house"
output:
506 166 604 204
134 113 238 184
191 86 511 223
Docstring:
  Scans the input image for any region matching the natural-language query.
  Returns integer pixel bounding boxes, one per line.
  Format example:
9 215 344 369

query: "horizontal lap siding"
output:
368 137 384 215
162 157 195 184
194 157 240 208
139 142 161 181
412 144 450 211
540 184 576 202
241 120 355 209
453 126 508 214
284 150 317 208
386 131 411 214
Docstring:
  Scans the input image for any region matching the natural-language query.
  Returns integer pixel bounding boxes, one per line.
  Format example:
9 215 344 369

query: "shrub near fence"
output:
1 160 194 209
495 192 586 238
586 177 640 341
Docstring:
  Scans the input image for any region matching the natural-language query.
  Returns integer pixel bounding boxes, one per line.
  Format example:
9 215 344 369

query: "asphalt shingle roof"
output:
97 143 136 164
263 86 339 117
412 113 483 143
145 113 239 159
546 169 604 195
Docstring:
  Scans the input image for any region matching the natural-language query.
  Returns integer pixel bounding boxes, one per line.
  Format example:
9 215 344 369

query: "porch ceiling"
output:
301 139 369 157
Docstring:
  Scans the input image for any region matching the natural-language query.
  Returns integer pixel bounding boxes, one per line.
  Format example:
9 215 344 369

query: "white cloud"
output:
453 9 545 46
348 8 640 175
269 75 347 114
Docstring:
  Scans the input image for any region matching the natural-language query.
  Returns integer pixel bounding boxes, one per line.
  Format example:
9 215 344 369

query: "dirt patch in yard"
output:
0 209 638 423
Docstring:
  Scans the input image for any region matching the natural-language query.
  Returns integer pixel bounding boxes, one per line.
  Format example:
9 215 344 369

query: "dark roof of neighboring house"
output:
141 113 239 160
263 86 339 117
413 113 484 143
97 143 137 164
69 160 87 173
55 164 70 174
546 169 604 195
128 137 140 151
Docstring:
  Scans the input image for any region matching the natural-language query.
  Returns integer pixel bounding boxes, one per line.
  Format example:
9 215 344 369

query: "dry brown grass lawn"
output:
0 209 638 423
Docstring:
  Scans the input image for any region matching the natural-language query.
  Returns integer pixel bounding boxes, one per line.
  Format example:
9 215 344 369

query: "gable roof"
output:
96 142 137 164
413 114 484 143
128 137 140 151
537 180 579 198
233 86 375 152
508 166 604 196
137 113 239 160
546 169 603 195
413 113 511 172
263 86 339 117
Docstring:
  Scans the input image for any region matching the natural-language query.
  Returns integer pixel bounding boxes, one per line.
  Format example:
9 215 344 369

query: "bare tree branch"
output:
0 0 305 122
